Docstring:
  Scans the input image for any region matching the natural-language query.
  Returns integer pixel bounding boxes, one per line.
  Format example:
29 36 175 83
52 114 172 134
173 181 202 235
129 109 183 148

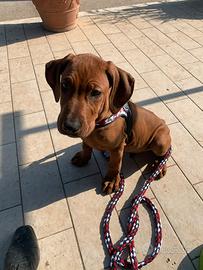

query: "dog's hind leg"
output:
150 127 171 179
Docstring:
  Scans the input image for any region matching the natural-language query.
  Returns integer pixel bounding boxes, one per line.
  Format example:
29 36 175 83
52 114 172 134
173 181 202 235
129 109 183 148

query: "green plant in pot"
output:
32 0 80 32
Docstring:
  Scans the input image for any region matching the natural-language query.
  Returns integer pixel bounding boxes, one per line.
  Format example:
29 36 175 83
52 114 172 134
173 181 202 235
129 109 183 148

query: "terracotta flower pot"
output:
32 0 80 32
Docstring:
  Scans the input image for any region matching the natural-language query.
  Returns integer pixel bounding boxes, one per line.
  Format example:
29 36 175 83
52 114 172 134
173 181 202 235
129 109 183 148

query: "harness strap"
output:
103 146 172 270
96 103 133 142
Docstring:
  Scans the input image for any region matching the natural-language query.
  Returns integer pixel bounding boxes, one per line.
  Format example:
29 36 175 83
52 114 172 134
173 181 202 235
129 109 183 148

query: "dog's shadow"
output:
20 142 160 268
21 142 157 211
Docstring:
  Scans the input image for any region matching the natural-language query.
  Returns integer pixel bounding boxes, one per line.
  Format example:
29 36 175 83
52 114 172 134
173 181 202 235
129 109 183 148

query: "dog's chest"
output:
84 120 126 151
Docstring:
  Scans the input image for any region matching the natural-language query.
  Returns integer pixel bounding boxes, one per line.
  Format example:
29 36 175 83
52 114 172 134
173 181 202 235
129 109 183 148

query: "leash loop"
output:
103 146 172 270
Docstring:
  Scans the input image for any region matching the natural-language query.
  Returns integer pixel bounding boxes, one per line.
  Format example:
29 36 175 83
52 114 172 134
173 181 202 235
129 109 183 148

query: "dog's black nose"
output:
63 119 81 134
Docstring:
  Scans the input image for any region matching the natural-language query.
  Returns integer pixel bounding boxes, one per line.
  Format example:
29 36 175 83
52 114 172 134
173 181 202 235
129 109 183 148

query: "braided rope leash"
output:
103 146 172 270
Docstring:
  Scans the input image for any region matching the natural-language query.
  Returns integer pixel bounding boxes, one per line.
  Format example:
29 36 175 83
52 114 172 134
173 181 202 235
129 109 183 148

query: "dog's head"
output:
45 53 134 138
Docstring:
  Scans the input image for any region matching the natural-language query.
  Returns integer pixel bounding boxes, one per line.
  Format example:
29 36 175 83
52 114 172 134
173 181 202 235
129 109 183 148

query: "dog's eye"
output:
61 81 70 89
90 89 101 97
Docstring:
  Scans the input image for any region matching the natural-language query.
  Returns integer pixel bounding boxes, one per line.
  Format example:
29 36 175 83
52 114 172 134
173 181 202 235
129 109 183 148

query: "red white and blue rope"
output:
103 146 172 270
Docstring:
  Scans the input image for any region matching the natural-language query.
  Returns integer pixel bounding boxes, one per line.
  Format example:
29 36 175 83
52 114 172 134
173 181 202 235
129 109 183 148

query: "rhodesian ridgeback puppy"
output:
45 53 171 194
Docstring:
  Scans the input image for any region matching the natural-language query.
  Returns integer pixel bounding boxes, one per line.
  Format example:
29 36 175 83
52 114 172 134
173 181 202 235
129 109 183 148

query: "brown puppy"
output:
45 53 171 194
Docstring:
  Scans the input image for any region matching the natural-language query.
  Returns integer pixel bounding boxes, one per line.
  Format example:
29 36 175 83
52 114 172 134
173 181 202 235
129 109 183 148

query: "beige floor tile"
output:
141 70 186 103
123 48 158 74
38 229 83 270
71 40 99 56
189 47 203 62
7 41 29 59
107 32 137 52
119 200 195 270
34 64 51 92
151 165 203 259
186 19 203 30
15 111 54 165
176 77 203 110
0 206 23 270
132 87 178 125
156 22 179 34
142 27 173 45
21 158 72 239
131 35 166 57
95 42 125 64
151 54 191 82
0 102 15 145
12 80 43 116
169 20 192 32
180 27 203 39
27 35 47 46
116 20 144 40
29 42 53 65
159 63 191 85
0 46 9 73
194 182 203 200
41 90 59 125
9 56 35 83
117 62 147 90
53 48 75 59
193 35 203 46
81 24 109 45
46 33 71 52
184 61 203 83
49 122 72 144
65 26 87 43
167 31 201 50
167 99 203 142
0 143 21 211
170 123 203 185
96 21 121 35
151 54 176 68
176 77 202 91
0 72 11 103
145 17 168 27
65 174 123 269
128 17 152 29
160 42 198 65
77 16 94 28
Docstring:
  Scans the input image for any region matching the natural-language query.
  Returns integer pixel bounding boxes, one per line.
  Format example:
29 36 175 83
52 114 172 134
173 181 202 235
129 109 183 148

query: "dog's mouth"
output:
58 121 95 139
58 124 80 138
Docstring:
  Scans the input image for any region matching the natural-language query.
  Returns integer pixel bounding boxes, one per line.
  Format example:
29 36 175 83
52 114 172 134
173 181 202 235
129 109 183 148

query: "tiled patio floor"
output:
0 0 203 269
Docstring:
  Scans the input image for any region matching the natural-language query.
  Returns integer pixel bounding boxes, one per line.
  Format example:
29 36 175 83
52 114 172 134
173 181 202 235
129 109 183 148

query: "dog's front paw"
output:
102 174 120 194
71 151 90 167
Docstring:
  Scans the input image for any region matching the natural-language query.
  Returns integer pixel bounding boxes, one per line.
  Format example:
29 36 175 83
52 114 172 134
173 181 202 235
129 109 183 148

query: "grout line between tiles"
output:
5 23 25 225
0 204 22 214
37 226 73 241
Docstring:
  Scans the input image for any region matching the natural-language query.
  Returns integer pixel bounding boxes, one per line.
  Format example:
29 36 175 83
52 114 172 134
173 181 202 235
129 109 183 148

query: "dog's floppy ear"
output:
106 61 134 113
45 54 74 102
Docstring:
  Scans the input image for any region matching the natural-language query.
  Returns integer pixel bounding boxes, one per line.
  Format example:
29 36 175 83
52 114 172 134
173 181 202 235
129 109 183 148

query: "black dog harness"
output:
95 103 133 142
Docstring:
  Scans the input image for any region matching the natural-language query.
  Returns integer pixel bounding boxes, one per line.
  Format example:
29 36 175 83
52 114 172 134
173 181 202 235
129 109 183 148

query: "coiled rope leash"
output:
103 147 172 270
